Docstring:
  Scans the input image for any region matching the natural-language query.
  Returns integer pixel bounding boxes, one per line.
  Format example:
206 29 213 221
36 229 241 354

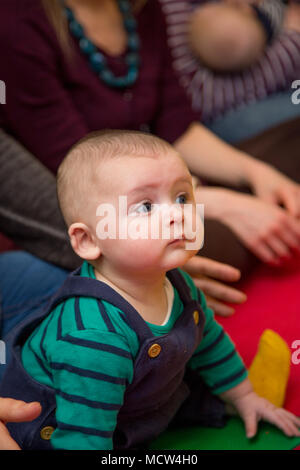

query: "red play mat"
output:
216 257 300 449
0 233 16 252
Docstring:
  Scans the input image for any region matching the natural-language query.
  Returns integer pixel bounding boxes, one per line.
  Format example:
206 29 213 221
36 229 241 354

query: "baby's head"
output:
57 130 203 277
188 3 267 72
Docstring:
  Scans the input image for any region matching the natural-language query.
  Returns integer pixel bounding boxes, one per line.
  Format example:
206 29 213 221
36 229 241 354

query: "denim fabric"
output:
206 91 300 144
0 251 69 380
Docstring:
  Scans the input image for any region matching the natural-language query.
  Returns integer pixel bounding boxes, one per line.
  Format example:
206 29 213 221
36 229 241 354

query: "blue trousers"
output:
0 251 69 380
206 91 300 144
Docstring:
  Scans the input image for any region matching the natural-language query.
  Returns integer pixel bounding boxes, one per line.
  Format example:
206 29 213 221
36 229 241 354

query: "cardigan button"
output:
193 310 199 325
148 343 161 358
40 426 55 440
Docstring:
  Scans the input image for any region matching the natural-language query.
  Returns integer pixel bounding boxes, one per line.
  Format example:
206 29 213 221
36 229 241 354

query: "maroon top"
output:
0 0 197 173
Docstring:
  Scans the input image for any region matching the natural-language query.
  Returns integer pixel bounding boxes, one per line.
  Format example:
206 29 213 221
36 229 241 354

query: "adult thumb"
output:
0 399 41 423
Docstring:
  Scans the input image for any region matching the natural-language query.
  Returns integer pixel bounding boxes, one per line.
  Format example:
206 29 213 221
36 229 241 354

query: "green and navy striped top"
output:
22 261 247 450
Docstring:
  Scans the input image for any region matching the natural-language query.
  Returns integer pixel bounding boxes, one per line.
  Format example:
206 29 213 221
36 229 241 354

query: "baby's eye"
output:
135 201 153 214
176 194 188 204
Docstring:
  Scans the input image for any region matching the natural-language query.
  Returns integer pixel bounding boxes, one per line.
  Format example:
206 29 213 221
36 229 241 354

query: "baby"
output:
188 0 287 72
1 130 299 450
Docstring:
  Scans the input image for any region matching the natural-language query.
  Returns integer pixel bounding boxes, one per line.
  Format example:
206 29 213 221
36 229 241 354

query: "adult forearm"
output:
174 122 260 188
194 186 235 219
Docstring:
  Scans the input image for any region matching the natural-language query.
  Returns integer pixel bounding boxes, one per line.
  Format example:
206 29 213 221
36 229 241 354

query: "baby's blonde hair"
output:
57 129 173 226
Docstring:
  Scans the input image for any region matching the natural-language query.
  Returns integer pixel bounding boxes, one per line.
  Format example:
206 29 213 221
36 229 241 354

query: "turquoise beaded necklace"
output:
64 0 140 88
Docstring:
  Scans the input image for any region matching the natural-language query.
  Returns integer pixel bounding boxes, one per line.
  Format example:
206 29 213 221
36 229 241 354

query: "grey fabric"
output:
0 129 80 270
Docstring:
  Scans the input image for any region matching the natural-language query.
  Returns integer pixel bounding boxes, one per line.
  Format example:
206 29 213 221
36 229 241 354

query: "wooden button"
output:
193 310 199 325
40 426 55 440
148 343 161 358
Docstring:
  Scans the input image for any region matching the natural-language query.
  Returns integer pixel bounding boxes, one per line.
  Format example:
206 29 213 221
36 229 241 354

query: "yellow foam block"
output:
248 329 291 408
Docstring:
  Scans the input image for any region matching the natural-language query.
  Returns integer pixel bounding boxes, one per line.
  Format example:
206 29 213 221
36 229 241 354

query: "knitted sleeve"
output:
0 129 80 270
251 0 288 43
178 269 248 395
188 289 248 395
22 295 137 450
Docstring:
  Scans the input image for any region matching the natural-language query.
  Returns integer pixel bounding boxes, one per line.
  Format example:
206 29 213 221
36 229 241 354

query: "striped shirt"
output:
22 261 247 450
160 0 300 123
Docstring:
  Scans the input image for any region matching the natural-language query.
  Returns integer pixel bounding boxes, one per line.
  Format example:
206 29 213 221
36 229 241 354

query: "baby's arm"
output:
188 303 247 393
220 378 300 438
183 270 300 437
183 273 248 395
47 328 134 450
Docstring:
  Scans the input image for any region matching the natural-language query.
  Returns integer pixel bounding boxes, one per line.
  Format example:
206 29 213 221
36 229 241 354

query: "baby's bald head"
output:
57 129 173 227
188 3 267 72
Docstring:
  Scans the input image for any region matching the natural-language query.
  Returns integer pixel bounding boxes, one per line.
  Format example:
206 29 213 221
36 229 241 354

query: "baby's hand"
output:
227 391 300 439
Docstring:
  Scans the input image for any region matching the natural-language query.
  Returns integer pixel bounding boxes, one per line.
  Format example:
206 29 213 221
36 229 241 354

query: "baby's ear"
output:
68 223 101 260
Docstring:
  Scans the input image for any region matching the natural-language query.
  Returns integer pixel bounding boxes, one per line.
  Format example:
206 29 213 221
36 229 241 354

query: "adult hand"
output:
0 399 41 450
216 190 300 265
182 256 247 316
247 162 300 218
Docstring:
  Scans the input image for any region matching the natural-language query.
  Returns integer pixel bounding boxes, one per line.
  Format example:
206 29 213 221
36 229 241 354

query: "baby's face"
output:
89 150 204 275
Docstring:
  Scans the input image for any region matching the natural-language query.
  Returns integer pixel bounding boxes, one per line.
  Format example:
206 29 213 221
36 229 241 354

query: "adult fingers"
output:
193 276 247 305
0 421 21 450
272 215 300 256
258 213 300 260
202 295 235 317
278 227 300 254
0 399 41 423
286 216 300 241
246 239 280 265
266 235 292 260
276 187 300 218
183 256 241 282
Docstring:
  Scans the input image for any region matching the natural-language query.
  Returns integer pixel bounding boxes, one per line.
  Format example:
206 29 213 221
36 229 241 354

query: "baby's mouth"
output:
168 233 186 244
168 234 197 245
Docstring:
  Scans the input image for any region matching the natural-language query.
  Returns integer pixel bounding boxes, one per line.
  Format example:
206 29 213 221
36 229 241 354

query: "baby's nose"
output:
169 204 184 224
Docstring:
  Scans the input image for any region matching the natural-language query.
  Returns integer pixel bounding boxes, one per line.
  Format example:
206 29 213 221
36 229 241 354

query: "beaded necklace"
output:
64 0 140 88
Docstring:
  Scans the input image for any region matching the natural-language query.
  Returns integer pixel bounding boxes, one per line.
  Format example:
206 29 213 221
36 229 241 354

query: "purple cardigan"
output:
0 0 197 173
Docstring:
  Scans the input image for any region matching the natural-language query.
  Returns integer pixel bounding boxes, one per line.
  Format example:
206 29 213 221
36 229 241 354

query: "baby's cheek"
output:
121 238 163 268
